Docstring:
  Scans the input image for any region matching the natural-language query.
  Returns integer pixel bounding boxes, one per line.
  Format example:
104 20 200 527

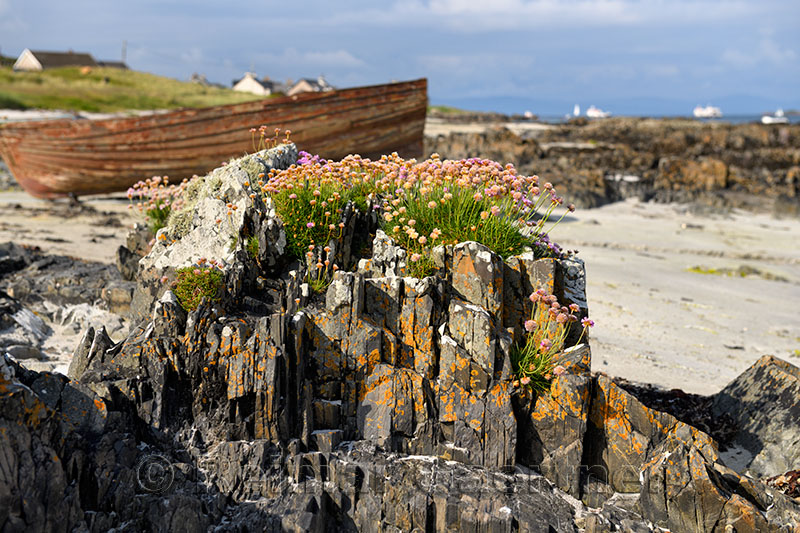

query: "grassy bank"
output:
0 65 266 112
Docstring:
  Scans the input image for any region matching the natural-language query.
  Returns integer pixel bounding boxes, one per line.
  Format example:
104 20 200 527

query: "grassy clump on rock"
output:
172 263 224 312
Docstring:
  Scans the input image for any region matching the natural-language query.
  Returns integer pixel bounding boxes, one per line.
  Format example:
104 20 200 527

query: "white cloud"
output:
722 36 796 68
303 50 364 68
647 64 680 77
324 0 758 32
255 48 365 70
418 52 534 77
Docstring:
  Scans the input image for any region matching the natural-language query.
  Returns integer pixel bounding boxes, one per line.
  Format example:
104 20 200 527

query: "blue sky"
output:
1 0 798 115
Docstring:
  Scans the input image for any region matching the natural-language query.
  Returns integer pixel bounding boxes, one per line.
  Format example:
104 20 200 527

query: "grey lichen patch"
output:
238 155 269 180
165 145 291 240
167 173 218 240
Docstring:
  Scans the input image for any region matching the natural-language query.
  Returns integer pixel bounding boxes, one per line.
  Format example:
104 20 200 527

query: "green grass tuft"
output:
246 235 259 258
172 266 224 312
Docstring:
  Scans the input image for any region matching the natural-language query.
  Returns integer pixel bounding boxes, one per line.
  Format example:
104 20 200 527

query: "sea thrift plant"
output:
250 126 292 153
171 259 224 312
262 152 375 261
511 289 593 393
263 151 574 279
127 175 197 233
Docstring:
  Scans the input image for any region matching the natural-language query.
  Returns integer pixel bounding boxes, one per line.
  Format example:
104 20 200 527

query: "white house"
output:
232 72 281 96
13 49 98 71
287 76 334 97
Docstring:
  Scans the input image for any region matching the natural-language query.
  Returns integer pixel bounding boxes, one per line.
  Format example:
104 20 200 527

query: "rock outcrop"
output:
426 119 800 212
2 145 799 532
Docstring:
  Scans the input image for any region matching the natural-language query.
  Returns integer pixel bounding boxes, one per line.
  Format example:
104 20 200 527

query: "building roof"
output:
97 60 129 69
232 72 288 94
27 50 98 68
294 76 333 92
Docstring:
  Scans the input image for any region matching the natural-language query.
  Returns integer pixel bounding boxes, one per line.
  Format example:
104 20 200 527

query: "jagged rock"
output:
67 325 115 380
711 355 800 477
0 291 51 362
584 374 719 495
358 229 407 277
8 145 798 531
152 290 187 338
126 222 154 256
639 432 800 532
130 144 297 320
515 344 592 497
116 243 140 281
0 370 83 533
450 241 504 320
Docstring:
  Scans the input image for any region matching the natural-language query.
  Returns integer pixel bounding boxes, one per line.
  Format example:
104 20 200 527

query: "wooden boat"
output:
0 78 427 198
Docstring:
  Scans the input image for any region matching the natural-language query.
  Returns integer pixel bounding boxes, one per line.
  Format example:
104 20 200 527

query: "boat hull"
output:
0 79 428 198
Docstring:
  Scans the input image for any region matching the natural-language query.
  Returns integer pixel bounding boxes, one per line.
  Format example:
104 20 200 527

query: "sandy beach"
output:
0 191 130 263
551 198 800 394
1 186 798 395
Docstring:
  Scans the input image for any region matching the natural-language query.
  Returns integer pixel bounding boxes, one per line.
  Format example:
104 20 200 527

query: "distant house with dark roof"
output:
13 49 98 71
232 72 286 96
97 60 129 70
287 76 334 97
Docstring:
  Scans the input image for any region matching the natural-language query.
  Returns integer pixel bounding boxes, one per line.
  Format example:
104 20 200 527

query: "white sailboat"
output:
573 104 580 117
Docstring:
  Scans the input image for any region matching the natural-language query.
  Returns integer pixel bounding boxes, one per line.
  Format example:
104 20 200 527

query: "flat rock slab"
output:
712 355 800 477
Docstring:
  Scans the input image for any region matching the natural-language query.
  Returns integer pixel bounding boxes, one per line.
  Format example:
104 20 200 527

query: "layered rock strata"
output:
2 145 798 532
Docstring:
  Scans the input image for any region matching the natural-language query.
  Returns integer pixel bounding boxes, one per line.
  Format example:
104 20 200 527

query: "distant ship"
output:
761 109 789 125
693 105 722 118
573 104 581 117
586 105 611 118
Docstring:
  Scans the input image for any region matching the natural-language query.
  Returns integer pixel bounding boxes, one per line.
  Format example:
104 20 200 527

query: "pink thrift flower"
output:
307 222 315 228
581 317 595 328
520 376 531 386
524 320 536 332
553 365 566 376
540 339 553 350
